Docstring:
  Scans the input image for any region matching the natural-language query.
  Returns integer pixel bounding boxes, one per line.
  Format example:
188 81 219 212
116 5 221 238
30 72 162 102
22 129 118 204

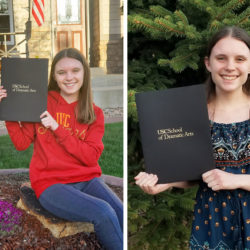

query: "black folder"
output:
136 84 215 183
0 58 48 122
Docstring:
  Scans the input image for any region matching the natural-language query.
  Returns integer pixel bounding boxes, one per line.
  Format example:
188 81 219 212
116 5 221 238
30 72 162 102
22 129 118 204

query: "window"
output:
57 0 81 25
0 0 14 45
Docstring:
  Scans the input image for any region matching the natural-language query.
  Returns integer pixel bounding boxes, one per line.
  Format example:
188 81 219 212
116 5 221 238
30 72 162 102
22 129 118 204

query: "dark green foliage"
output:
128 0 249 249
128 165 198 249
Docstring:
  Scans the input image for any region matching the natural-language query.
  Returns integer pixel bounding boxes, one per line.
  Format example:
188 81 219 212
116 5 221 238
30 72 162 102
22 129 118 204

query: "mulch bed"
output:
0 173 123 249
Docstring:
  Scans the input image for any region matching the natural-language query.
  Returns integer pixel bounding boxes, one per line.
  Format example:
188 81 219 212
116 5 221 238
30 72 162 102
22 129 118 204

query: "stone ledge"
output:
0 168 29 175
17 186 94 239
0 169 123 187
102 174 123 187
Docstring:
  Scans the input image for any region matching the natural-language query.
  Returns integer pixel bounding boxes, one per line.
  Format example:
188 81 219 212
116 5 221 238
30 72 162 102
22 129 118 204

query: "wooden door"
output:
54 0 87 58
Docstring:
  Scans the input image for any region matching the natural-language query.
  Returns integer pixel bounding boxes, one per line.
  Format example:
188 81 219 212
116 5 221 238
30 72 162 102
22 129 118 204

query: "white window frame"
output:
0 0 14 45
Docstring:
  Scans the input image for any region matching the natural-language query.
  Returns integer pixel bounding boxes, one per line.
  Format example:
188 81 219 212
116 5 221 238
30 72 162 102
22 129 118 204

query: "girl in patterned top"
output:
135 26 250 249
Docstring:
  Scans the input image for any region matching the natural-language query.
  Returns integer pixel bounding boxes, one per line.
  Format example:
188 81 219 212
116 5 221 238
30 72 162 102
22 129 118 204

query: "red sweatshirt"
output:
6 91 104 198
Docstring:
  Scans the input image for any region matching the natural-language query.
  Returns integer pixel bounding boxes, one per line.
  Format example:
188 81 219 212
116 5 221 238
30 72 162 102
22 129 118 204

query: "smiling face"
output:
54 57 84 103
205 36 250 95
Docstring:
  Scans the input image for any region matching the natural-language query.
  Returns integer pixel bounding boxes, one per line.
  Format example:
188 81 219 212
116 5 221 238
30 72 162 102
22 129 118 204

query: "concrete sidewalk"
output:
0 126 7 136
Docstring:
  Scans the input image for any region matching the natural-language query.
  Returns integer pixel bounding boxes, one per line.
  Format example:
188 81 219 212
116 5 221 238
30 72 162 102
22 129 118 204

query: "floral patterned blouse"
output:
190 119 250 250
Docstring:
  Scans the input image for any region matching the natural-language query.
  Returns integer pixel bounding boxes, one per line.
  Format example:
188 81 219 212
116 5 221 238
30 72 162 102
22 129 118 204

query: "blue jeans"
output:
39 177 123 250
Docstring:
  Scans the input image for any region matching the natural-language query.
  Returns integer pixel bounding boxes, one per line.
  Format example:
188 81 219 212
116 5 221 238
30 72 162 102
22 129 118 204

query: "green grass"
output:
0 135 33 169
99 122 123 178
0 122 123 178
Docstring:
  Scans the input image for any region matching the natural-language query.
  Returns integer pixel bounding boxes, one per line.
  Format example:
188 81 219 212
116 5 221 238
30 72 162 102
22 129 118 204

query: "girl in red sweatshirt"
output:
0 48 123 250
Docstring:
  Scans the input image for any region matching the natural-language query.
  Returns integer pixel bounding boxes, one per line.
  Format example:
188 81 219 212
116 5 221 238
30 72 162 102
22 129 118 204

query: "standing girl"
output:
135 26 250 249
0 48 123 250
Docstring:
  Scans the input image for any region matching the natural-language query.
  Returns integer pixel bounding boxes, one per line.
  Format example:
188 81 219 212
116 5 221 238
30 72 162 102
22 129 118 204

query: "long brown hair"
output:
48 48 96 124
205 26 250 102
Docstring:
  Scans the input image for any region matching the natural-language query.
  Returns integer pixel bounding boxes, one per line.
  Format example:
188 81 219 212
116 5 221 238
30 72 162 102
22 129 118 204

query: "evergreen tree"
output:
128 0 250 249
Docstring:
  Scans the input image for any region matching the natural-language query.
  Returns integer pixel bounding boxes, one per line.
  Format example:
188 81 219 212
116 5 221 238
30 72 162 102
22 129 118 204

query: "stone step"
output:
91 74 123 89
92 88 123 109
90 70 123 109
90 67 106 77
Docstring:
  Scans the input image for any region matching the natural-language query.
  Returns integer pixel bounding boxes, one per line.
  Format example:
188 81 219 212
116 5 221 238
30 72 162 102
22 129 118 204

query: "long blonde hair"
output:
48 48 96 124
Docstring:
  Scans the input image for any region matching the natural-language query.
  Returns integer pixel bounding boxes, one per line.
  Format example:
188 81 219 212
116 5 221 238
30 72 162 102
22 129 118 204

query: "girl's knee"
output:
95 203 117 224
